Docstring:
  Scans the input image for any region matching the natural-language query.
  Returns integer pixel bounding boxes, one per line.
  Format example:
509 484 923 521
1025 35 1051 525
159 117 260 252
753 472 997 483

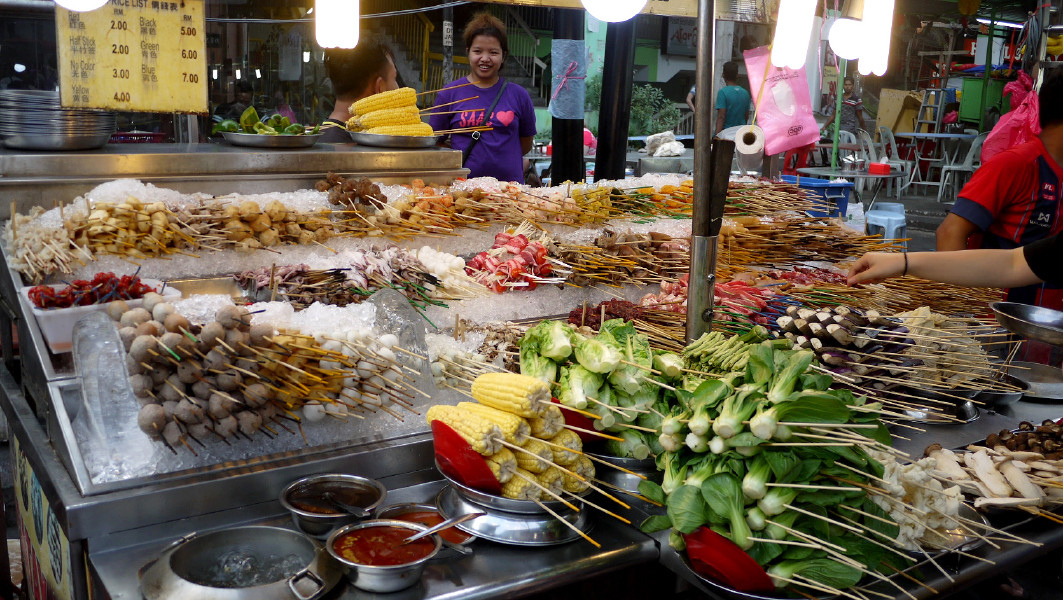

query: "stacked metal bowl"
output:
0 90 117 151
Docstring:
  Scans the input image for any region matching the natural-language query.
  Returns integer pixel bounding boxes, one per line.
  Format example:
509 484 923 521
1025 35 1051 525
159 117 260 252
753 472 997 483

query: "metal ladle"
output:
322 492 371 518
402 512 485 545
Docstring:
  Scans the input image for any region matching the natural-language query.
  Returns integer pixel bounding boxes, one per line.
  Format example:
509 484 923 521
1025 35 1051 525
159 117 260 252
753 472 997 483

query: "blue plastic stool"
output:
873 202 905 216
865 210 907 249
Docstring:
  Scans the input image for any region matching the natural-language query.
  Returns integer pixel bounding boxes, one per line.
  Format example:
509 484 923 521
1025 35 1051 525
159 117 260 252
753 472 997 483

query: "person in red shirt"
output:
936 71 1063 311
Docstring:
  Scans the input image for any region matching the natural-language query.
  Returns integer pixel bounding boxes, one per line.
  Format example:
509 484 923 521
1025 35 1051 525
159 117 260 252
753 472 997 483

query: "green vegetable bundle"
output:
641 343 901 595
682 325 779 375
212 105 319 136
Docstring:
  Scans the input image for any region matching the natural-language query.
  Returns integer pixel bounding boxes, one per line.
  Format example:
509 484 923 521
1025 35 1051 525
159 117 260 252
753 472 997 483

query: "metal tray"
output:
435 486 590 546
222 132 321 149
435 462 584 515
3 132 112 151
1004 361 1063 400
348 131 440 149
991 302 1063 347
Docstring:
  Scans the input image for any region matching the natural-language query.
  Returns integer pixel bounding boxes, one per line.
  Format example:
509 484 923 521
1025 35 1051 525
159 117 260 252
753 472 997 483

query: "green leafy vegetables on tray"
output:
212 106 320 136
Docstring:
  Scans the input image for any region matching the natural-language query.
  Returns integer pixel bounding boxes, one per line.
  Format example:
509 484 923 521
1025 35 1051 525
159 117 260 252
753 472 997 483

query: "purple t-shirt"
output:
429 78 536 183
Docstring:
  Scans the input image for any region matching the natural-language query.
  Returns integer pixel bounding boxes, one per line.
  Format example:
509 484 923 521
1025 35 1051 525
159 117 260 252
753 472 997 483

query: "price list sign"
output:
56 0 207 113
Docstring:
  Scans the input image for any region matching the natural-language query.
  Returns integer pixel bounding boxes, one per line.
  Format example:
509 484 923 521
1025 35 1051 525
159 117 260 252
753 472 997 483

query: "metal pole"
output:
979 10 996 132
551 9 586 184
832 61 846 169
686 0 721 343
595 19 637 180
443 6 454 84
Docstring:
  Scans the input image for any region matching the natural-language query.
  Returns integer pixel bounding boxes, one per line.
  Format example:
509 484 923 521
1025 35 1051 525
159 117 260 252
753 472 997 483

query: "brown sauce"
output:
287 481 378 515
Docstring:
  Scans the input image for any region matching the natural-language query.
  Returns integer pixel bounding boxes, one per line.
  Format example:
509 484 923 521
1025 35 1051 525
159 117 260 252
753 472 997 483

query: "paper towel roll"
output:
734 124 765 174
734 124 765 156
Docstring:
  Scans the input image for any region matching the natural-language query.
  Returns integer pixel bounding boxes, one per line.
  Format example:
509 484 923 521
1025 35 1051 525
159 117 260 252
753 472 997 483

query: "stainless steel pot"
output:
326 519 441 593
139 525 341 600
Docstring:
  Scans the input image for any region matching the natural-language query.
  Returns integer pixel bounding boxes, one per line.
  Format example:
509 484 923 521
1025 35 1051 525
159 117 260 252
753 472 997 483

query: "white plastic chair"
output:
937 132 988 203
878 126 914 197
854 129 879 194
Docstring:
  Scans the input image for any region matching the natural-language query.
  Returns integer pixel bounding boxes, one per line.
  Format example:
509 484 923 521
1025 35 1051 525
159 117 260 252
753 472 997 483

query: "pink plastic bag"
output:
743 46 820 155
982 71 1040 163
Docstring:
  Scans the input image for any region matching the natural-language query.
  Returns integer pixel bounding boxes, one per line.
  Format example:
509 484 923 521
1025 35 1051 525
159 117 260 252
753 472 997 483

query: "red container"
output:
868 162 891 175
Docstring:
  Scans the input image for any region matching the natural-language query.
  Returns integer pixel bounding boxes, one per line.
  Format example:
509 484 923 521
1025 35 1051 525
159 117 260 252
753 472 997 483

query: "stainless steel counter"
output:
88 479 659 600
0 143 466 217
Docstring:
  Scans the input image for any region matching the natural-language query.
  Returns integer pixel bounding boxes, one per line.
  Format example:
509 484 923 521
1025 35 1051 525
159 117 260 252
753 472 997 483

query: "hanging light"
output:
255 68 262 78
316 0 359 49
235 68 242 80
828 18 863 60
770 0 817 69
859 0 895 75
54 0 108 11
211 68 218 80
303 51 311 63
580 0 648 23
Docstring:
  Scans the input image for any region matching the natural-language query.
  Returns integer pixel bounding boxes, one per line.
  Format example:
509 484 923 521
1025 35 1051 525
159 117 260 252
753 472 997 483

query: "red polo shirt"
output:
951 137 1063 309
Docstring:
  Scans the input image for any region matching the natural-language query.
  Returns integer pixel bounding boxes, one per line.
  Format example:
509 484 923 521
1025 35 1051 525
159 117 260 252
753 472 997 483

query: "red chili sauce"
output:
333 525 436 566
395 510 474 545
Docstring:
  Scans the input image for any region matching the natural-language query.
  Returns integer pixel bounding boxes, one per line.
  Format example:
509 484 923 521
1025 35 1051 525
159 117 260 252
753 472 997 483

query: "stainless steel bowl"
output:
325 519 441 593
348 131 441 148
139 525 341 599
585 451 660 495
991 302 1063 347
3 131 112 151
222 132 321 148
280 474 387 539
435 485 590 546
376 503 477 548
975 373 1029 407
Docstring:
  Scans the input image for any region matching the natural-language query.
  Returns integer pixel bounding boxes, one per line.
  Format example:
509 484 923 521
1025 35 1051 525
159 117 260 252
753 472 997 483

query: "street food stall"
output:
5 1 1063 600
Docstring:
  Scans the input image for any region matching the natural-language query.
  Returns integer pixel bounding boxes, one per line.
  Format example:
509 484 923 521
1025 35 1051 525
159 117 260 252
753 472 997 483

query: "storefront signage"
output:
13 436 73 600
56 0 208 113
476 0 697 18
663 17 697 56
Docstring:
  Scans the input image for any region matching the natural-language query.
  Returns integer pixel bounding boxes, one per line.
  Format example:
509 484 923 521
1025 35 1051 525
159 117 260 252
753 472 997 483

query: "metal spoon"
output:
322 491 370 518
401 513 485 545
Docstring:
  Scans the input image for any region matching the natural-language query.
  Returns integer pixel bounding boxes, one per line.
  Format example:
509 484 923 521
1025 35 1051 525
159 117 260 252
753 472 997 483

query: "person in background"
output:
826 76 865 135
429 12 536 182
214 80 254 122
936 71 1063 309
583 127 597 156
320 37 400 143
685 84 696 113
715 61 751 135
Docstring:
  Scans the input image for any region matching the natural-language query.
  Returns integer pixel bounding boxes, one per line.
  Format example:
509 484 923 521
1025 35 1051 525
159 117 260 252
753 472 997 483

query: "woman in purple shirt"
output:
429 13 537 183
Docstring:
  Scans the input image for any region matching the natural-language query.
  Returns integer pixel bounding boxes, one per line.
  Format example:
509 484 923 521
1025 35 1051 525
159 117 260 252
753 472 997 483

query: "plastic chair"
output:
937 132 988 203
854 129 879 194
782 143 815 175
877 126 914 197
865 210 908 249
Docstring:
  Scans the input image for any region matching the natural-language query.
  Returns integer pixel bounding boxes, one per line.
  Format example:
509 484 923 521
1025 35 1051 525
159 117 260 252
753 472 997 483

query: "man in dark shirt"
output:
320 37 401 143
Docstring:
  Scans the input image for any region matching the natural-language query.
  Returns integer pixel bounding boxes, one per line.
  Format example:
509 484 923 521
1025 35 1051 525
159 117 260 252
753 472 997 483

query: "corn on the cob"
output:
458 402 530 444
562 456 595 493
538 466 564 496
353 105 421 131
366 123 434 137
502 468 542 501
472 372 550 418
351 87 417 116
485 447 516 484
516 437 552 473
529 404 564 438
426 404 502 455
546 429 582 466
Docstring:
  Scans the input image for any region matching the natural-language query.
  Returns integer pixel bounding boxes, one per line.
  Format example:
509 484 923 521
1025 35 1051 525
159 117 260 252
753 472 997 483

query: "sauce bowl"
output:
326 519 441 592
280 474 387 539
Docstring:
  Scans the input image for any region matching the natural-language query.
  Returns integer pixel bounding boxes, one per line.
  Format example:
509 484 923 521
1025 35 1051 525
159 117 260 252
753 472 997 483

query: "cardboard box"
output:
876 88 925 135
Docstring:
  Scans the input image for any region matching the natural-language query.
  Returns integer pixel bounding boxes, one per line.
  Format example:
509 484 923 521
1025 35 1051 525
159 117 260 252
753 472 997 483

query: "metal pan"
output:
222 132 321 149
348 131 441 148
991 302 1063 347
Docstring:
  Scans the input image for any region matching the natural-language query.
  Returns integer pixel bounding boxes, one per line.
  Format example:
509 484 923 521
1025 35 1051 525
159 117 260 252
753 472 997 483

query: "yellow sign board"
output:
56 0 208 114
476 0 697 18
